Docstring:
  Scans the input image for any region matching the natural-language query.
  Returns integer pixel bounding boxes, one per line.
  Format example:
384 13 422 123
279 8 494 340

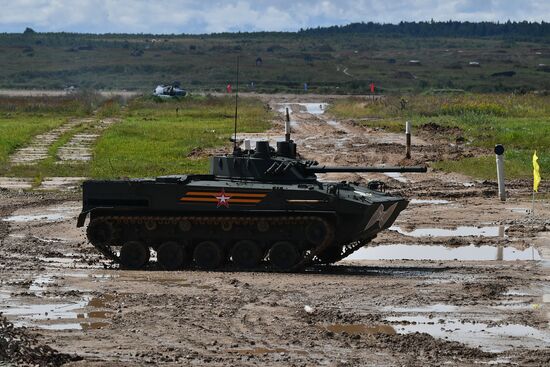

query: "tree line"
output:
298 21 550 39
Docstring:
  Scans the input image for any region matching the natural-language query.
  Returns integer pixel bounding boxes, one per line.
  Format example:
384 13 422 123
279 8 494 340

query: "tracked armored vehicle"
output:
78 139 426 271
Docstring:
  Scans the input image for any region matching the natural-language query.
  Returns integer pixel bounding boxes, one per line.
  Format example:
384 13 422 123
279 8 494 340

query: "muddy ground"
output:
1 95 549 366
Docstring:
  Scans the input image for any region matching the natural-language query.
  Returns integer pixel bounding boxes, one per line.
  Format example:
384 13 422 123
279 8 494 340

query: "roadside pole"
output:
495 144 506 201
285 108 291 142
405 121 411 159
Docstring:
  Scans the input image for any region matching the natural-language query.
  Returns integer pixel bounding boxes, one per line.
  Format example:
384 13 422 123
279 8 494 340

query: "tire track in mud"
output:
56 118 118 163
9 118 91 165
1 117 119 191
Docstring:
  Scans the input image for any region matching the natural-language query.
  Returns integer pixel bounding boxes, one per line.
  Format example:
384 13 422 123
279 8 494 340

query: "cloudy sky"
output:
0 0 548 34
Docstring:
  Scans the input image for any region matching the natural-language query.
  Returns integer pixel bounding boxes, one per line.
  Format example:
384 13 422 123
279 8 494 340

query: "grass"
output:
328 93 550 180
0 112 68 170
0 95 271 180
90 96 271 178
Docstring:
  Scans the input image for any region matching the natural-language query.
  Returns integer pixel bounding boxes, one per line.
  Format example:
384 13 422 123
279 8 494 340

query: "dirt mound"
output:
0 313 80 366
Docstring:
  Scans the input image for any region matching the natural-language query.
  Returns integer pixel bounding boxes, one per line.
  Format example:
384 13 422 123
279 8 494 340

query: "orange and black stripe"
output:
179 191 268 205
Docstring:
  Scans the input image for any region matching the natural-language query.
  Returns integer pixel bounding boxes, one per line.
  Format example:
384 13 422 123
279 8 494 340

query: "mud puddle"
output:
390 225 505 237
226 347 308 356
321 323 396 336
410 199 450 205
384 172 408 183
1 293 114 331
277 102 327 115
2 204 80 223
343 244 542 261
386 315 550 352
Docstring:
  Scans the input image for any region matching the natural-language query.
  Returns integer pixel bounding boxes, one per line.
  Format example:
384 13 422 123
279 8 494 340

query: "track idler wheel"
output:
157 241 187 270
268 241 299 270
317 245 344 264
120 241 150 269
193 241 224 269
231 240 262 269
87 219 114 246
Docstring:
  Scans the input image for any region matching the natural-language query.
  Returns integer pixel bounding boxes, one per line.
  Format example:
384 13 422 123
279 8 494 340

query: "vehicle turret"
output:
210 140 426 181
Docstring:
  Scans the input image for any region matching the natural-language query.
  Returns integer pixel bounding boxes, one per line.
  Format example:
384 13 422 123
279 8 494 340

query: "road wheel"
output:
231 240 262 269
193 241 224 269
268 241 299 270
157 241 187 270
120 241 150 269
305 221 328 245
87 219 114 246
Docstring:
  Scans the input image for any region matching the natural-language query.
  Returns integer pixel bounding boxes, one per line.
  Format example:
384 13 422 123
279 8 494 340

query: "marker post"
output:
405 121 411 159
495 144 506 201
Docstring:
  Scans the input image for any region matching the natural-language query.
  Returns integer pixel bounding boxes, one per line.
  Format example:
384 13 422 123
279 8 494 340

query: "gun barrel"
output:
306 166 427 173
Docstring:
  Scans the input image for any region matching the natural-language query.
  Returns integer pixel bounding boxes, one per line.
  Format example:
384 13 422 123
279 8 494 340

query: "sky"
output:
0 0 548 34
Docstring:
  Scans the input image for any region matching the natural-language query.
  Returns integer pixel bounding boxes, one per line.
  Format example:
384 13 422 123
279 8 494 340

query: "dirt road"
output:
0 96 549 366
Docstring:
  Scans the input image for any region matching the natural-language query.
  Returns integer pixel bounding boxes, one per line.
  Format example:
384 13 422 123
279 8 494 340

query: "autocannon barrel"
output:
306 166 428 173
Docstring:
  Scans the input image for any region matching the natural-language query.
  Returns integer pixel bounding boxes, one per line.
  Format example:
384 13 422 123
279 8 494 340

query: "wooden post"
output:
405 121 411 159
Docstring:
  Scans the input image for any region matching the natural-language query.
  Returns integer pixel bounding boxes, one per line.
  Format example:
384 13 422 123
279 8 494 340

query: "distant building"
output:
408 60 421 66
468 61 481 67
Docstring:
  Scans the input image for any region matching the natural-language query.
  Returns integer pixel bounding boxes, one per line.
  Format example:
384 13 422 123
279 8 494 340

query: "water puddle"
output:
227 347 288 355
2 293 114 331
410 199 450 205
29 275 54 292
386 315 550 352
343 244 542 261
390 225 503 237
3 213 67 223
322 323 396 335
2 205 80 223
297 103 327 115
384 172 408 183
510 208 530 214
384 304 457 313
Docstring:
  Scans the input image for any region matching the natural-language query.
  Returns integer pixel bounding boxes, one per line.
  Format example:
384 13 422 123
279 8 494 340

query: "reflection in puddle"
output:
322 323 396 335
343 244 542 261
410 199 450 205
386 316 550 352
390 225 503 237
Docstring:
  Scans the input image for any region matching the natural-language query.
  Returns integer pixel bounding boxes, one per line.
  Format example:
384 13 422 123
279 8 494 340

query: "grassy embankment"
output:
329 93 549 180
90 95 270 178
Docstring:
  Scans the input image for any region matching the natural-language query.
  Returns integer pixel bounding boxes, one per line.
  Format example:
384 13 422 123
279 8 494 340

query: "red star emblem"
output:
215 189 231 208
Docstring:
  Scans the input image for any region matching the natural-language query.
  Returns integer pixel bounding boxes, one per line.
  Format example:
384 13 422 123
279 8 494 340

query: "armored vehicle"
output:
78 139 426 271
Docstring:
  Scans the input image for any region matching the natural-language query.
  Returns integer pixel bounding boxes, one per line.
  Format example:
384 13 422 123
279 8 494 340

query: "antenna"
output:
233 56 240 152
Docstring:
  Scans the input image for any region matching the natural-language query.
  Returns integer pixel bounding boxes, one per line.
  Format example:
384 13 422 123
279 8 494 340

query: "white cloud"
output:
0 0 548 34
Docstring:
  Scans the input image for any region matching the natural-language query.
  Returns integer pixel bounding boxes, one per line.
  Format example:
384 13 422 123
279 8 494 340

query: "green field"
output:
0 28 549 94
329 94 550 179
0 94 270 181
90 96 270 177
